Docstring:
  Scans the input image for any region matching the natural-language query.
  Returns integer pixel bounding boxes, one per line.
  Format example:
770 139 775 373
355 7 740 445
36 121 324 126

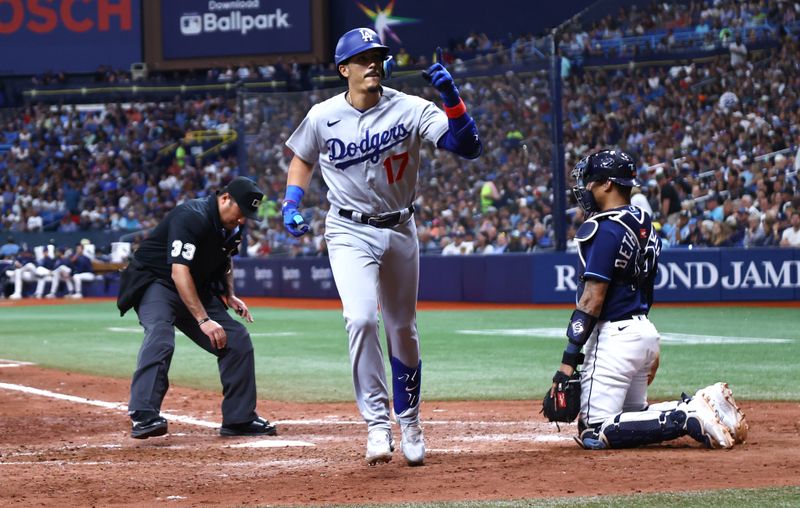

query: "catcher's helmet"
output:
335 27 390 67
571 149 637 213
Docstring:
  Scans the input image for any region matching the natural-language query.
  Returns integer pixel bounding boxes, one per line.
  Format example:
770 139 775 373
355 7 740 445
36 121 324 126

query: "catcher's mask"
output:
571 149 638 214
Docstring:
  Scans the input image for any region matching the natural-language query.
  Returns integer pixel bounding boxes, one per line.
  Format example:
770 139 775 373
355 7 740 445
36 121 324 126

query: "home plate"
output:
228 439 315 448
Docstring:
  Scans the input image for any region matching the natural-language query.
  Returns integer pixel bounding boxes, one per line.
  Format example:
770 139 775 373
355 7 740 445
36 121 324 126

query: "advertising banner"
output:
233 249 800 303
0 0 141 75
534 248 800 303
160 0 312 59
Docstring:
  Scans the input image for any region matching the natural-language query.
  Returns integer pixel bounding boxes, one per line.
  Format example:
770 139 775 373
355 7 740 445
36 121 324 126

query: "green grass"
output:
292 486 800 508
0 302 797 402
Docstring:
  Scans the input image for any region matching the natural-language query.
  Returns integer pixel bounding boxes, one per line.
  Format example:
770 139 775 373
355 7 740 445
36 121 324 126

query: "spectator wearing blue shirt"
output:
0 235 20 257
666 211 693 248
704 195 725 222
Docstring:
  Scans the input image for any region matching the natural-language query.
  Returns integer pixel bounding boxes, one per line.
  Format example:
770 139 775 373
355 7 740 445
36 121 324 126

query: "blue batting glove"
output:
421 47 460 106
282 201 309 237
282 184 310 237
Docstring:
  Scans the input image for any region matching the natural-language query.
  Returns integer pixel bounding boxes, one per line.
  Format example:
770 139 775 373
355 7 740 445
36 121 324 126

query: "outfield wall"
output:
228 248 800 303
46 248 797 302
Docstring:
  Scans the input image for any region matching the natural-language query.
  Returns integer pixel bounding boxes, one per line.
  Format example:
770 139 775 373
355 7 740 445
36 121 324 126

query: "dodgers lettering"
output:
327 124 410 170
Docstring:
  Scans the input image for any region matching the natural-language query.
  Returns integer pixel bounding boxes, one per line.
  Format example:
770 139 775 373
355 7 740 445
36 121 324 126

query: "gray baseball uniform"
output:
286 86 448 431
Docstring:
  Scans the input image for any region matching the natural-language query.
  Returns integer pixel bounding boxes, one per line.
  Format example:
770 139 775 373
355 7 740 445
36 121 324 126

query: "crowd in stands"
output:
20 1 797 91
553 0 797 58
1 0 799 260
0 97 241 233
241 33 800 255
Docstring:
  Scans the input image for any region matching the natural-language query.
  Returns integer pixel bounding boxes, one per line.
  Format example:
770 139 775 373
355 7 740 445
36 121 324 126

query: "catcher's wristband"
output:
561 350 585 369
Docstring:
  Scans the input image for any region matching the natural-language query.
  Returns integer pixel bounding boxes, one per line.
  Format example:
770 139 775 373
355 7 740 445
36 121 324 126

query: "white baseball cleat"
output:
400 423 425 466
683 394 734 449
365 428 394 465
9 293 22 300
696 382 748 444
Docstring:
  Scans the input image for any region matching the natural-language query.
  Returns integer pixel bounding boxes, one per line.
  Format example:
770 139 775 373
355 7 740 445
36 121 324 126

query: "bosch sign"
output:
0 0 141 75
161 0 310 59
0 0 132 34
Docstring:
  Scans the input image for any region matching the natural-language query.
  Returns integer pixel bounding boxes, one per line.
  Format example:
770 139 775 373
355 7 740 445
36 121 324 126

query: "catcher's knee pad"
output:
591 409 687 449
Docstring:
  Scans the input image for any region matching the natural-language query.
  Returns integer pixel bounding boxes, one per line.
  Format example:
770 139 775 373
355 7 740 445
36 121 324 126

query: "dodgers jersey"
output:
286 86 449 214
575 205 661 321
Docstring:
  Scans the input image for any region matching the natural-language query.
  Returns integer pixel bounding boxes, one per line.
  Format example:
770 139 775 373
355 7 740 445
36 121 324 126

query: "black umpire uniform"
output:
118 176 277 439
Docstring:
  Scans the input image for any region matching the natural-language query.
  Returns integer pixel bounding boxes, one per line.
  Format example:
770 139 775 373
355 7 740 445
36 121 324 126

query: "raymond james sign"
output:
161 0 311 59
548 248 800 302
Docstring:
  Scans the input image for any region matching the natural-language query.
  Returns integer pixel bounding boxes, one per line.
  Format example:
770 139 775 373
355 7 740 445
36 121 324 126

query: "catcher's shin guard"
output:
586 409 688 449
390 357 421 418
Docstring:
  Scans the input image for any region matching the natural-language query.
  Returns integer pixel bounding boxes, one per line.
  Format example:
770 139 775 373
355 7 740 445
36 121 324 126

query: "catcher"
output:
542 149 747 449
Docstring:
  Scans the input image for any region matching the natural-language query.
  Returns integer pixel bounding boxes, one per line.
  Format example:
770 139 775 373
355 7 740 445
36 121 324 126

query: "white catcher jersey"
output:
286 86 449 214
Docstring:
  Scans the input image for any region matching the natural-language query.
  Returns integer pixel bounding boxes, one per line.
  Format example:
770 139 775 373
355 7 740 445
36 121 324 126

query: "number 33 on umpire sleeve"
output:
170 240 197 261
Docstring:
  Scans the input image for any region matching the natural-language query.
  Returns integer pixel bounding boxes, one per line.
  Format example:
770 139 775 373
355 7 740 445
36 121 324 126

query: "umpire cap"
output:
223 177 264 221
335 27 390 67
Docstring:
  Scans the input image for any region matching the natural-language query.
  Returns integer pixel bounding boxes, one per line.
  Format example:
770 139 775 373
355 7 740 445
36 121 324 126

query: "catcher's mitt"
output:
541 370 581 423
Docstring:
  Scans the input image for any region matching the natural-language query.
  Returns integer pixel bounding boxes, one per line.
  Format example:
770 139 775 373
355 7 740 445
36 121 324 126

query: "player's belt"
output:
338 205 415 228
612 313 647 322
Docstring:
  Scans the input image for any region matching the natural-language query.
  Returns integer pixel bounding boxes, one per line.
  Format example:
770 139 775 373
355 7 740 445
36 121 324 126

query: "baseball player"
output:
65 243 95 298
549 149 747 449
7 247 50 299
118 177 277 439
282 28 481 465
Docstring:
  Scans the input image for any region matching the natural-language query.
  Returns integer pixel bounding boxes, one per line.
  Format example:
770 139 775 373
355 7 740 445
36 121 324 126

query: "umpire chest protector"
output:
575 206 661 319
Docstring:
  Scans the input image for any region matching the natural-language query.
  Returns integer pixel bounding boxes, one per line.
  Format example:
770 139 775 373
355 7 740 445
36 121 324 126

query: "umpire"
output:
117 176 277 439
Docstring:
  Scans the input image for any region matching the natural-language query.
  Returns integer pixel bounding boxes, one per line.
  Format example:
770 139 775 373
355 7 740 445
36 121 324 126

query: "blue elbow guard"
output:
438 112 482 159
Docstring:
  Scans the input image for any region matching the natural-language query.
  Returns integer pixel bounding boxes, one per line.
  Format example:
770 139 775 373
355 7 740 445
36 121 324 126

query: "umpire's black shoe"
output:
131 416 168 439
219 417 278 437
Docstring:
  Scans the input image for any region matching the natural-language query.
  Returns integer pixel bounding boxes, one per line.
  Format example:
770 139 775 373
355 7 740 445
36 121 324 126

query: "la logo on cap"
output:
359 28 373 41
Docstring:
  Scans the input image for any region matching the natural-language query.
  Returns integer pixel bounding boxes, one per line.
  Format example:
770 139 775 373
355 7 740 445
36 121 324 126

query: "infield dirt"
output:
1 364 799 506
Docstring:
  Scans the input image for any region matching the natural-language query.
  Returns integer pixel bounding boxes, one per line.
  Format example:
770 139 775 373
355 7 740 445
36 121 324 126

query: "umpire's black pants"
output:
128 281 258 425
